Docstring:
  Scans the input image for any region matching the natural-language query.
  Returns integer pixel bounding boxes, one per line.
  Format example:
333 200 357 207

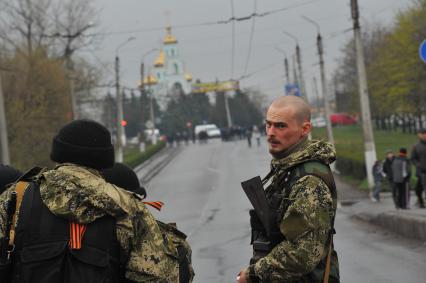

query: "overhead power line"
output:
85 0 320 37
242 0 258 78
230 0 236 80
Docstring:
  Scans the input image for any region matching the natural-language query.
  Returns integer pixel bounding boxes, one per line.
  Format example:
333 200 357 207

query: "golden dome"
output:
163 26 178 45
154 51 165 67
185 73 192 82
143 74 158 85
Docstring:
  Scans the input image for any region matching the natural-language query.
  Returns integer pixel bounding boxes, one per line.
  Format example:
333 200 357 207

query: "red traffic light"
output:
121 120 127 127
186 121 192 128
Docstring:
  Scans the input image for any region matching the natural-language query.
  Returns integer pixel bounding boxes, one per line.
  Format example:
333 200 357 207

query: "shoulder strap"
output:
295 161 337 202
294 161 337 283
9 181 30 246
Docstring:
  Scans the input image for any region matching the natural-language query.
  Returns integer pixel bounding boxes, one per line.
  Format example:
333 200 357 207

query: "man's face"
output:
386 152 394 159
265 105 310 156
419 132 426 141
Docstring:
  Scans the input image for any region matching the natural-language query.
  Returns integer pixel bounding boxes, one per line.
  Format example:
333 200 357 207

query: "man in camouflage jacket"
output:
0 120 177 282
238 96 340 283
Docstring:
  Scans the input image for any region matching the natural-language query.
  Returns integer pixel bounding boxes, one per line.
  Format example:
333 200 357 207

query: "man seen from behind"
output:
0 119 176 282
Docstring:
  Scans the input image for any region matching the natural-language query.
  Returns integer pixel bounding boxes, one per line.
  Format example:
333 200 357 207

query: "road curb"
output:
134 146 183 185
352 211 426 242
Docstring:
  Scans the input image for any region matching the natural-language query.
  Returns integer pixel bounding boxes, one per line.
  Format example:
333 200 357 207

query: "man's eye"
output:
275 124 286 129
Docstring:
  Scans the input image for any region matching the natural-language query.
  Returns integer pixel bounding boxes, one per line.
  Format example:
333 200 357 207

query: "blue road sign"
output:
419 40 426 63
285 84 301 97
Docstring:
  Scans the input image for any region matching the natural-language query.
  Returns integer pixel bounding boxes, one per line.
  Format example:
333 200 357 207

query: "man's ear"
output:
301 121 312 137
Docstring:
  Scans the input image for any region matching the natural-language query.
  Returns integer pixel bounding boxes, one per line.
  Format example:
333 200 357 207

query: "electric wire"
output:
230 0 236 80
83 0 321 37
242 0 257 79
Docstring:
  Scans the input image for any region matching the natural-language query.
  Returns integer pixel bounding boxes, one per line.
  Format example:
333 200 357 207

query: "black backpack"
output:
8 180 123 283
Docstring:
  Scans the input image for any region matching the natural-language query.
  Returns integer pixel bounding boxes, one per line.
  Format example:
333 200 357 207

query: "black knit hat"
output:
0 164 22 194
102 162 147 198
50 119 114 170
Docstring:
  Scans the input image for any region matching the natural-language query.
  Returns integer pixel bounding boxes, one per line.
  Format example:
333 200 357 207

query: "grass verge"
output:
123 141 166 169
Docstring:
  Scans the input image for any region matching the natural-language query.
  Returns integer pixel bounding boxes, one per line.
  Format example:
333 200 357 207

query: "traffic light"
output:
121 120 127 127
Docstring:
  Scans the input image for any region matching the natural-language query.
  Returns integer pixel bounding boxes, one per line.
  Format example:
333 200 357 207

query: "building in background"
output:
147 26 193 96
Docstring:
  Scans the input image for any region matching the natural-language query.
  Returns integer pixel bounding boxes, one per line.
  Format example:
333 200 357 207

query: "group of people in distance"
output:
373 128 426 209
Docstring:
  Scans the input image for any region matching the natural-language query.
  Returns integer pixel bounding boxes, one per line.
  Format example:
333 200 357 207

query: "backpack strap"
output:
8 181 30 247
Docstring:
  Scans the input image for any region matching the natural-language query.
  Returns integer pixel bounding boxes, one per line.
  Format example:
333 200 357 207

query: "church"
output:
144 26 193 96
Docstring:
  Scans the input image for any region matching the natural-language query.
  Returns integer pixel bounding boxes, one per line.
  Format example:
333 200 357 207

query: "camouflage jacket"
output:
247 139 339 283
0 164 178 282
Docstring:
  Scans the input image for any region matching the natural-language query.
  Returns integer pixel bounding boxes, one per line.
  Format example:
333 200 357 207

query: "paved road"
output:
145 139 426 283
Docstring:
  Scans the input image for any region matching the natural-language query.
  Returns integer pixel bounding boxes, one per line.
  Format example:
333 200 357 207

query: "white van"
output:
194 124 221 138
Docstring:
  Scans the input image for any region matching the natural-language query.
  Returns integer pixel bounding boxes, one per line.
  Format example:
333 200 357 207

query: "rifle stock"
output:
241 176 273 237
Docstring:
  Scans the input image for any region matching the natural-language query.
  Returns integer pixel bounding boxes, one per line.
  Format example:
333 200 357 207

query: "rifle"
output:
241 176 274 237
0 191 17 264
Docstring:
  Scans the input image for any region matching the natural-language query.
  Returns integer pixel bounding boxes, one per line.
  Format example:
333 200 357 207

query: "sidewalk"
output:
335 175 426 242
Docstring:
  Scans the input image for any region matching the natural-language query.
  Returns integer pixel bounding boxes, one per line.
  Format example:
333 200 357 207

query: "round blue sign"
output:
419 40 426 63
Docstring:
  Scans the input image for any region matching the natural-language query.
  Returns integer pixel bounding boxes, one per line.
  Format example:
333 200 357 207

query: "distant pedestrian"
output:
245 128 252 148
371 160 384 202
392 147 411 209
252 125 261 147
411 128 426 208
382 150 397 207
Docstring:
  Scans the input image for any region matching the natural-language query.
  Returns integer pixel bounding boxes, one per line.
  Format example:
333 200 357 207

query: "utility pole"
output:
312 77 321 110
317 32 336 165
292 54 299 86
66 58 78 120
148 75 157 145
295 45 307 98
351 0 377 189
284 31 307 99
114 37 135 162
139 48 158 150
115 55 124 162
139 61 145 151
275 47 290 87
302 16 335 149
284 57 290 86
224 92 233 128
0 73 10 164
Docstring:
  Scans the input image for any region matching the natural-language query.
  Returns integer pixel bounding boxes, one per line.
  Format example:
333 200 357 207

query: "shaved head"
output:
269 96 311 124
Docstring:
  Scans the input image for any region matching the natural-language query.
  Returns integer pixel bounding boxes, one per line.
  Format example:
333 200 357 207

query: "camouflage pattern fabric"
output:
157 221 195 282
0 164 178 282
247 139 339 282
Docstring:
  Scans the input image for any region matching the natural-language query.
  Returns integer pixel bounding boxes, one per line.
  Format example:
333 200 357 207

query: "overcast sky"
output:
88 0 413 104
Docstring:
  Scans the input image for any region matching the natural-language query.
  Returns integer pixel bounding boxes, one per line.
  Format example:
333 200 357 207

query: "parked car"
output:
194 124 221 138
330 113 357 126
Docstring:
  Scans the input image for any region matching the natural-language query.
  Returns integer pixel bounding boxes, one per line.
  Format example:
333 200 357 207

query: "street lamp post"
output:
302 15 335 153
115 37 135 162
275 47 290 87
282 31 307 99
139 48 158 151
144 70 158 145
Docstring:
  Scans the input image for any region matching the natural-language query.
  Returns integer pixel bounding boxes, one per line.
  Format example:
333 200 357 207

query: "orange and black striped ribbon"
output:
143 201 164 211
69 222 87 250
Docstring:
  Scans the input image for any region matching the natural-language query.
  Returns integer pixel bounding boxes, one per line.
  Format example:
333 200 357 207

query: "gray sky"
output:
88 0 413 104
